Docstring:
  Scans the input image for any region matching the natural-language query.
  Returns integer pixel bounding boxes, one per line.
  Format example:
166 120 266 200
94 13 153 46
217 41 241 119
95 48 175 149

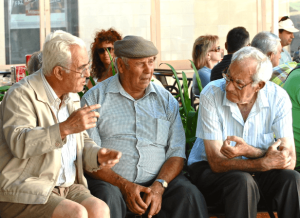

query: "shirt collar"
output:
105 74 157 100
41 73 70 110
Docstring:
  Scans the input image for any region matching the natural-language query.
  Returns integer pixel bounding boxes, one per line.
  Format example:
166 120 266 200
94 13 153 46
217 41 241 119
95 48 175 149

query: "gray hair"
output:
42 30 86 76
231 46 273 86
120 57 130 69
251 31 281 56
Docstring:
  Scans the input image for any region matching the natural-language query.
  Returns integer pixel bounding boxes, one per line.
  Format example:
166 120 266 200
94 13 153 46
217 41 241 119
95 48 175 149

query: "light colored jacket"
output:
0 70 100 204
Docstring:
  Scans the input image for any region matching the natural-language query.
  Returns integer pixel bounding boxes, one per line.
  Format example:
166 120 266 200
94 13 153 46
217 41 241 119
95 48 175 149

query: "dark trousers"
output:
85 173 209 218
189 161 300 218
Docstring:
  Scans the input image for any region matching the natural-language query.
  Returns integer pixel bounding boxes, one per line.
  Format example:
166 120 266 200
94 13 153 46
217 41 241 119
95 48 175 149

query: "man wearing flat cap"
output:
81 35 208 218
278 16 299 64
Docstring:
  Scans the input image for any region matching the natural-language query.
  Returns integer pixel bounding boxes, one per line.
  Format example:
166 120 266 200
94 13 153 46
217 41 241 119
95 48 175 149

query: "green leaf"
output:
25 70 29 76
181 71 191 113
89 76 96 87
159 63 187 116
189 60 202 93
77 91 84 98
0 86 11 92
107 48 116 76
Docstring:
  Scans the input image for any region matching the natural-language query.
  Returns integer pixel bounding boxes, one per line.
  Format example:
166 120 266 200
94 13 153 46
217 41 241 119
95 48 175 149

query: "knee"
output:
95 199 110 218
277 170 300 186
69 204 88 218
228 172 258 193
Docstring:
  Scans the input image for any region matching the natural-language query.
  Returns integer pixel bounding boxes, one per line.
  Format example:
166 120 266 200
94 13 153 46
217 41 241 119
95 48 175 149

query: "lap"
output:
0 184 93 218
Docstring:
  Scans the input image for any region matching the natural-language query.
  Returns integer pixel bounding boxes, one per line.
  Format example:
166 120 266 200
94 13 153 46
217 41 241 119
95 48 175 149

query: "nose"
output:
292 33 294 38
225 80 235 92
144 63 153 74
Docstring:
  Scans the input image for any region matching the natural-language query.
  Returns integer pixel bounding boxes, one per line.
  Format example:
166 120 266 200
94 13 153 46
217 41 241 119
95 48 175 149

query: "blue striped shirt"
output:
188 79 293 166
81 75 186 183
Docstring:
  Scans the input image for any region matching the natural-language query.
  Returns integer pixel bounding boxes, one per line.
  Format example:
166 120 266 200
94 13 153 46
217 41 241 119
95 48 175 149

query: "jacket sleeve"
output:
1 85 65 159
81 130 101 172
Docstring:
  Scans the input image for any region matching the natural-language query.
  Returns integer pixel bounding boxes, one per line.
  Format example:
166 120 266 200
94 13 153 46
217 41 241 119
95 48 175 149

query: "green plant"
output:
160 60 202 156
0 85 11 101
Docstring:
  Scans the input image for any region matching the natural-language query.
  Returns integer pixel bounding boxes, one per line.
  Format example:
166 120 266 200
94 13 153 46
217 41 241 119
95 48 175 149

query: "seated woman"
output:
87 28 122 89
192 35 221 95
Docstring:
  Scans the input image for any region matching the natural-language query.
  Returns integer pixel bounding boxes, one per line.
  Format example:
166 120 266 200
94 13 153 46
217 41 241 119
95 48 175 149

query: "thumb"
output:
227 136 241 143
140 186 151 194
270 139 281 150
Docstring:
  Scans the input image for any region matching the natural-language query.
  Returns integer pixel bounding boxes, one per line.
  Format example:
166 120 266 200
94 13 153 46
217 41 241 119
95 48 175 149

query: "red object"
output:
16 66 26 82
25 54 32 67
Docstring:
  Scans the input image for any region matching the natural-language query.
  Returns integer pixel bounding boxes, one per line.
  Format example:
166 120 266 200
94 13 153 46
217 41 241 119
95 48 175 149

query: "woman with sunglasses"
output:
87 28 122 89
192 35 222 95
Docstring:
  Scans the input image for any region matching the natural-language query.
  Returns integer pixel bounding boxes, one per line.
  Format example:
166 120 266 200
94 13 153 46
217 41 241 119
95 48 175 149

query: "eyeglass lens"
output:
97 47 113 54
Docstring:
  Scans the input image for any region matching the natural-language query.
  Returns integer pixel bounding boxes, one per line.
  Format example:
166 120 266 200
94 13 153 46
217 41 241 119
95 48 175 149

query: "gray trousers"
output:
85 173 209 218
189 161 300 218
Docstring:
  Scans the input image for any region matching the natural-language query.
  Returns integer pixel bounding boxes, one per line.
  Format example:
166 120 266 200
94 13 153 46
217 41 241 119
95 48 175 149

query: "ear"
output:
53 66 64 81
117 58 124 74
267 51 274 59
256 81 265 92
225 42 228 51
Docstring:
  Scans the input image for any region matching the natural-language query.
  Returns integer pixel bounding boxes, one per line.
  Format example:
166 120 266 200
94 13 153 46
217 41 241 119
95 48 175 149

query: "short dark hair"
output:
279 29 285 34
226 27 250 53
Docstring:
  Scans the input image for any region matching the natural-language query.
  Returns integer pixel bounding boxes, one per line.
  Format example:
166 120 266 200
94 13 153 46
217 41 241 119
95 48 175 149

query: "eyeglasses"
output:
60 64 90 78
279 16 289 22
209 46 221 52
97 47 114 54
222 70 253 90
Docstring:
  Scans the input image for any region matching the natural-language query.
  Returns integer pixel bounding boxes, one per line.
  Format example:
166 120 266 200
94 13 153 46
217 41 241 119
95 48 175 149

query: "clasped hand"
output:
121 181 164 218
221 136 249 158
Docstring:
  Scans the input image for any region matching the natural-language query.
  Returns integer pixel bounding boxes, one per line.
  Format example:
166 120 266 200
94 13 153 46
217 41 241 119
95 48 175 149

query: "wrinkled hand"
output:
97 148 122 169
220 136 249 158
120 181 151 215
262 139 291 171
142 182 164 218
60 104 100 139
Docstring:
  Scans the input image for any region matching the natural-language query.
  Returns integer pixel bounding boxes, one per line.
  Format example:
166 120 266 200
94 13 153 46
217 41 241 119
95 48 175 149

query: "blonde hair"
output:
192 35 219 69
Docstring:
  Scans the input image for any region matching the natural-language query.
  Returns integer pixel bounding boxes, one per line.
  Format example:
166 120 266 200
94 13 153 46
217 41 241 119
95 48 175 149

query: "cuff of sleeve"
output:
49 123 66 149
200 132 223 141
86 146 102 172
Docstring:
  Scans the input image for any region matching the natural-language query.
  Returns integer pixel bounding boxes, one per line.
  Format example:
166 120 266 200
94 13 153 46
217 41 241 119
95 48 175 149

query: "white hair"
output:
42 30 86 76
231 46 273 86
251 31 281 55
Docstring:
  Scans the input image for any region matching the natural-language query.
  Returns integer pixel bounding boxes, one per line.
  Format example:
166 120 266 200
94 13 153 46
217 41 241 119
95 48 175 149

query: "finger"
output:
86 111 100 119
143 193 152 207
135 194 148 210
227 135 242 143
270 140 281 150
155 200 162 215
148 200 159 218
128 201 145 215
81 104 101 113
140 186 152 194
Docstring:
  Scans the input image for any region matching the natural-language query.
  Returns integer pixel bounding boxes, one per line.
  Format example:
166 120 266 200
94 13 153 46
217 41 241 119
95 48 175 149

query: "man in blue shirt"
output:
81 36 208 218
188 47 300 218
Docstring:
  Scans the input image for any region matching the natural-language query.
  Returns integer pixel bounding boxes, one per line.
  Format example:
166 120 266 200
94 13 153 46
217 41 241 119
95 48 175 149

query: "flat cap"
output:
114 35 158 58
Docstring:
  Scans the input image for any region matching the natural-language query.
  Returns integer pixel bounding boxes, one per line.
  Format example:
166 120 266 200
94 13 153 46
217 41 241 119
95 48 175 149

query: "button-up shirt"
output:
188 79 293 166
81 75 186 183
41 73 77 187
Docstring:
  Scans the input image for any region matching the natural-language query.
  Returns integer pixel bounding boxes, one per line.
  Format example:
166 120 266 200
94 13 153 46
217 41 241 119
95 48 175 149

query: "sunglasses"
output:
97 47 114 54
279 16 289 22
209 46 221 52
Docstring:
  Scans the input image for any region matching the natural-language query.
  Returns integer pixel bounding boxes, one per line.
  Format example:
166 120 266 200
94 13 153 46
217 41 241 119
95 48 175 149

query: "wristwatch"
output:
155 179 168 188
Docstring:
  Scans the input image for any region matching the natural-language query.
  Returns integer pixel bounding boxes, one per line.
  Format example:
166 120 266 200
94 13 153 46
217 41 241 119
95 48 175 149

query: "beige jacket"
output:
0 71 100 204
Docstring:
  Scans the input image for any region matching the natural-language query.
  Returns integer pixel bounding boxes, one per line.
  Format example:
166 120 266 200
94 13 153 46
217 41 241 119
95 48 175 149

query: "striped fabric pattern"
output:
41 73 77 187
81 75 186 183
188 79 293 166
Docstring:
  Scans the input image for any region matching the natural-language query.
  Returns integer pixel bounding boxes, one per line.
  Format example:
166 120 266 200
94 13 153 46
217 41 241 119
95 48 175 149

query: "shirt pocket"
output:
156 118 171 146
259 132 275 150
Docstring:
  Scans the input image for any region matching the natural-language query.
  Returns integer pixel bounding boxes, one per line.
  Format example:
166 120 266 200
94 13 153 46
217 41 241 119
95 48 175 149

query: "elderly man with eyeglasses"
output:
188 46 300 218
0 30 122 218
81 35 209 218
278 16 299 65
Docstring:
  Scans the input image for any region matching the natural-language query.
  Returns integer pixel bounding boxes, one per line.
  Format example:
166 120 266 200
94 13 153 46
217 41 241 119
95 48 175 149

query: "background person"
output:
278 16 299 65
192 35 221 95
87 28 122 89
210 27 250 81
251 31 282 67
